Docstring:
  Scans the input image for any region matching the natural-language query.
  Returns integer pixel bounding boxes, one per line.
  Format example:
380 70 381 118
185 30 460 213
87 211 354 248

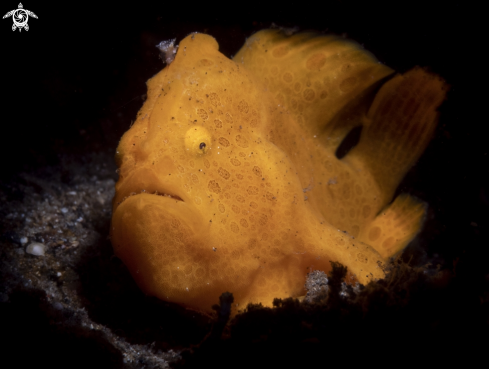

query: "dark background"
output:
1 1 487 366
2 1 478 176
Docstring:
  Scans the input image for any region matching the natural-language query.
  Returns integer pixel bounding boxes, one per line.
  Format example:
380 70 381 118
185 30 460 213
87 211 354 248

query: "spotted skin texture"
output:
111 30 447 314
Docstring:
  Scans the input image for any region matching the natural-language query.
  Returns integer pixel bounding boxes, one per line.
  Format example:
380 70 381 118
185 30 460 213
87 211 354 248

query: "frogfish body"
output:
110 30 446 313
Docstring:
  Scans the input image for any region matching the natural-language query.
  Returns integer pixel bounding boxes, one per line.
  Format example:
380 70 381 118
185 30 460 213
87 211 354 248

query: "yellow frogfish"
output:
110 29 447 314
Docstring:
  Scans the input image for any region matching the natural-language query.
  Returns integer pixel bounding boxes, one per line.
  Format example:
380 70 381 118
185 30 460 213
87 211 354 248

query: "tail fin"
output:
347 67 447 201
357 194 426 259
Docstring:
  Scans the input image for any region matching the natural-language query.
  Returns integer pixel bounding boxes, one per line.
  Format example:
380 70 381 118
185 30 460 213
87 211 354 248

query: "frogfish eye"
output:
184 125 212 155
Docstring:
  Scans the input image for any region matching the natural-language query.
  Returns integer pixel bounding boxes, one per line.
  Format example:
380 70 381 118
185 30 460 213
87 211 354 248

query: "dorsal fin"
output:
234 29 394 151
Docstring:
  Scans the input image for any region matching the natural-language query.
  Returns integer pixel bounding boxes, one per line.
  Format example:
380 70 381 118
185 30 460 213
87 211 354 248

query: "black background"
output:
2 1 478 176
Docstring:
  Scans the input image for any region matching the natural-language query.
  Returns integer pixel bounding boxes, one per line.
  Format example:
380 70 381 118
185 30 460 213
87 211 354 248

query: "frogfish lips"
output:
112 167 186 213
111 190 205 302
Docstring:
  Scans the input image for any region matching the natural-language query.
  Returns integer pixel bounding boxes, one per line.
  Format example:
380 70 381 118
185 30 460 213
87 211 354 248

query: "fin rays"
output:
358 194 427 259
347 67 447 200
